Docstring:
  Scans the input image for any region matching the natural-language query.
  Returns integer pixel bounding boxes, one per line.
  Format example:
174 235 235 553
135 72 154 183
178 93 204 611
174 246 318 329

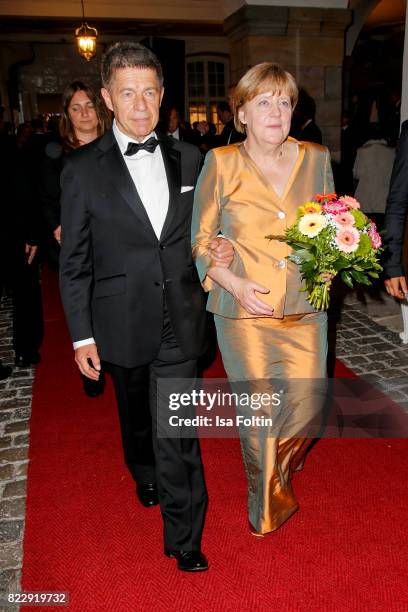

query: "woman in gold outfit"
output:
192 62 334 536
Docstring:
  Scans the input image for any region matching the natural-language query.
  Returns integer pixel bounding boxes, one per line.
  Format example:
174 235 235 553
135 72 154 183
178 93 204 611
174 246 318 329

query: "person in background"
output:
383 118 408 299
0 124 43 367
41 80 111 246
353 124 395 232
291 89 322 144
162 106 198 145
337 110 358 194
385 88 401 147
40 80 111 396
192 120 218 153
0 111 13 379
217 101 245 146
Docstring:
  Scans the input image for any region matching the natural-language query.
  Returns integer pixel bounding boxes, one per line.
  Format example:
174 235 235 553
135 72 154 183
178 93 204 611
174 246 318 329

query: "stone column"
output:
401 0 408 124
224 5 352 155
396 1 408 344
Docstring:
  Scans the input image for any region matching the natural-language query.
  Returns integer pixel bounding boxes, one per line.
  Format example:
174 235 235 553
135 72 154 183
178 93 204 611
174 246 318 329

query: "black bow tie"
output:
124 137 159 156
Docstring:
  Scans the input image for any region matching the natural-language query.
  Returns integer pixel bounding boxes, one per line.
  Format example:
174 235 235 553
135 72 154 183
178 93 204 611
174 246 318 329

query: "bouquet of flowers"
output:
266 193 383 310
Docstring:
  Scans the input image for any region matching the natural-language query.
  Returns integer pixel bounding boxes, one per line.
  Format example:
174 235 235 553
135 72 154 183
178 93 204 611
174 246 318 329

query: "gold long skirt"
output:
214 312 328 535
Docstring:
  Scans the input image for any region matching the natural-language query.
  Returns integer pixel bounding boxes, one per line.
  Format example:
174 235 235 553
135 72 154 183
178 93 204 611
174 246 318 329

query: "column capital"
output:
224 6 288 40
224 5 351 41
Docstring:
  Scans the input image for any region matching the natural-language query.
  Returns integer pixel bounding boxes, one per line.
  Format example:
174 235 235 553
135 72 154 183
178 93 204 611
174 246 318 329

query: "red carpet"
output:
22 270 408 611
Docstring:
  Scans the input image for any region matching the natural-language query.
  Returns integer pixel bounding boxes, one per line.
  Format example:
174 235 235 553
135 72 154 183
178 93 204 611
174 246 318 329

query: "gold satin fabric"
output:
214 312 327 534
191 138 335 318
192 139 333 535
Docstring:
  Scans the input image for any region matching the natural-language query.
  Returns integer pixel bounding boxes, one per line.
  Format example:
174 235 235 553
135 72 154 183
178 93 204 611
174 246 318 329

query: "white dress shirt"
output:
73 120 169 350
167 127 180 140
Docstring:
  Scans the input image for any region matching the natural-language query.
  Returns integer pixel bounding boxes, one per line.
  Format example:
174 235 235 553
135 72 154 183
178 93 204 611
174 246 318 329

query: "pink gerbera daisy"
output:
335 212 356 227
322 201 349 215
335 226 360 253
338 195 360 209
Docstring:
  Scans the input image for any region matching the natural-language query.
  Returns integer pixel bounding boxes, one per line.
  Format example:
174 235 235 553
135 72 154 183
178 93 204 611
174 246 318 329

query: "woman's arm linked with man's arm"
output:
191 150 273 316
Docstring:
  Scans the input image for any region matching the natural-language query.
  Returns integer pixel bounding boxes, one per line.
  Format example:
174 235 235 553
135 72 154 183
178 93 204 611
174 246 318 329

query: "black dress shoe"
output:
164 549 209 572
136 483 159 507
0 363 12 380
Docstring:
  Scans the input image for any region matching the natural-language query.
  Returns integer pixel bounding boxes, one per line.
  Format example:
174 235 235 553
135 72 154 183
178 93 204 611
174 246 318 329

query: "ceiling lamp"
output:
75 0 98 61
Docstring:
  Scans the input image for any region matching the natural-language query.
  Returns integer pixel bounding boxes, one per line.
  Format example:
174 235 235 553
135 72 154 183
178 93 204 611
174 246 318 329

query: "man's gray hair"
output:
101 41 164 88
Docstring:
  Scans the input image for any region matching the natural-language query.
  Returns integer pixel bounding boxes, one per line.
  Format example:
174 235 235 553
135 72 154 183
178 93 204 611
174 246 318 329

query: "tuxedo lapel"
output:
159 135 181 240
97 130 156 236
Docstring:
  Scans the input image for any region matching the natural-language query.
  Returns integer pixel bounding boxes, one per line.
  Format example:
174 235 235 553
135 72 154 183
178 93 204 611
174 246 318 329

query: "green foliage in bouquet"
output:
266 194 383 310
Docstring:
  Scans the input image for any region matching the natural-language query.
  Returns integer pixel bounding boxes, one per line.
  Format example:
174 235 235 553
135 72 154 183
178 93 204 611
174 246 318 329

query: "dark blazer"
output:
178 127 200 146
298 121 322 145
40 141 64 232
219 119 245 146
383 120 408 278
0 140 40 253
59 129 207 368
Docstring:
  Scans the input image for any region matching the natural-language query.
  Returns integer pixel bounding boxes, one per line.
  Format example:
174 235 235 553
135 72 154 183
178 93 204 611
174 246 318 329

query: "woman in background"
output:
41 80 111 396
41 80 111 245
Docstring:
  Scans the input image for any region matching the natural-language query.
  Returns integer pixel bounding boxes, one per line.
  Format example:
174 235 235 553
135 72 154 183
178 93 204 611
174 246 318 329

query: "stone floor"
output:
0 297 34 609
335 288 408 411
0 286 407 606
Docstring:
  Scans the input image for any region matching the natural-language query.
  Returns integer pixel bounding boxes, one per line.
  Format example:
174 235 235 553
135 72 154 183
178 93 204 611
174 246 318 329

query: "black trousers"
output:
0 248 43 359
108 306 207 552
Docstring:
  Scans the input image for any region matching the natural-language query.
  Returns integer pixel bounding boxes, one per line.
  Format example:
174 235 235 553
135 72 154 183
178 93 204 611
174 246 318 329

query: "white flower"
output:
298 213 327 238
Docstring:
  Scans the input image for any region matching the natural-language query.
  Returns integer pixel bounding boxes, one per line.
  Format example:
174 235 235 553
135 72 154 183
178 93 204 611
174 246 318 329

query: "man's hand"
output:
384 276 408 299
53 225 61 244
210 237 234 268
197 121 209 135
25 244 38 265
74 344 101 380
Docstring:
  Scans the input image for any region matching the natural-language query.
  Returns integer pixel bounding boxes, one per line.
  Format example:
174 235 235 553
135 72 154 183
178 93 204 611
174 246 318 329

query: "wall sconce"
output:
75 0 98 61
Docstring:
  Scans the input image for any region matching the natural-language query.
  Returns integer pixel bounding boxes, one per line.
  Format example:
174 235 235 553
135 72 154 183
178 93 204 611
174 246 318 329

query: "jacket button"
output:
277 211 286 219
154 281 161 286
159 244 166 250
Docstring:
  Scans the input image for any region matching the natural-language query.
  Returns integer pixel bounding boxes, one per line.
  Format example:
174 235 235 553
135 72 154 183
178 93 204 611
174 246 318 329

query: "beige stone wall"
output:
225 6 352 154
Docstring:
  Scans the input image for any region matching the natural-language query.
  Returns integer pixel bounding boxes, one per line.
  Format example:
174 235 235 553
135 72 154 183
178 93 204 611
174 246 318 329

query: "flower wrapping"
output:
266 193 383 310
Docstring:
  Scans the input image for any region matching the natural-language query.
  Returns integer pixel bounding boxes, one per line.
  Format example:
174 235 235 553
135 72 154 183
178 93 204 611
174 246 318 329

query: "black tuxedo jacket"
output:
59 129 207 368
298 121 322 145
384 120 408 278
219 119 245 146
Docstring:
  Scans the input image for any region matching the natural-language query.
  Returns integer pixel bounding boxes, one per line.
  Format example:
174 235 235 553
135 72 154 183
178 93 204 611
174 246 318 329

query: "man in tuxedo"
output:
291 90 322 145
163 106 198 146
384 120 408 297
60 41 233 572
217 101 245 146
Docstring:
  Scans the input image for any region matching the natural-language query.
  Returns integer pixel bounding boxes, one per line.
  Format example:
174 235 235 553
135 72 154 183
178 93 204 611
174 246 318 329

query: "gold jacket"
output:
191 138 334 319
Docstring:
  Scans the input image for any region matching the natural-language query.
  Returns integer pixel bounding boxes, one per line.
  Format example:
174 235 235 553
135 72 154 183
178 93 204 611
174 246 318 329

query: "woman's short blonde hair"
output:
233 62 298 133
